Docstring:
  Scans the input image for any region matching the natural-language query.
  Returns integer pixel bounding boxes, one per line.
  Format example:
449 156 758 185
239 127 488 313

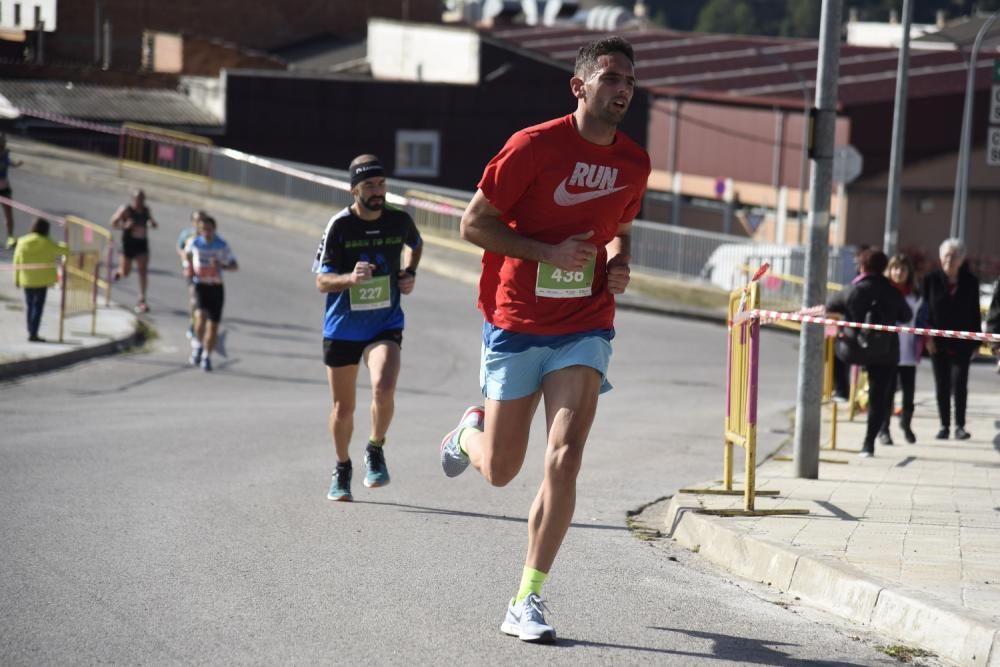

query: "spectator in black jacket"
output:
921 238 981 440
986 277 999 374
827 249 912 457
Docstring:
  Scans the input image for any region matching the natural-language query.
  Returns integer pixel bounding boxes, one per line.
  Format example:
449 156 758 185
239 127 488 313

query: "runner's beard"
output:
597 100 627 127
360 196 384 212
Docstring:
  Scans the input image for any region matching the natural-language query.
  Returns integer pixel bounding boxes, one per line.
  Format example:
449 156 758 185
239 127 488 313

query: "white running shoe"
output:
439 406 484 478
500 594 555 643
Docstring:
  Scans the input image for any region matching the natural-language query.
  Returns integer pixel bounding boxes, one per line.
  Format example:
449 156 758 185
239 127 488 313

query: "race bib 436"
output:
535 257 595 298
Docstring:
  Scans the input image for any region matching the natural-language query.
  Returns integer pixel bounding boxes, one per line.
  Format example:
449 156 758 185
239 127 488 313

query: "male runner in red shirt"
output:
439 36 650 642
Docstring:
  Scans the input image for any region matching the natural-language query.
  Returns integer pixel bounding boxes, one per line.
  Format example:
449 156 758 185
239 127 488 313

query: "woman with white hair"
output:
921 238 982 440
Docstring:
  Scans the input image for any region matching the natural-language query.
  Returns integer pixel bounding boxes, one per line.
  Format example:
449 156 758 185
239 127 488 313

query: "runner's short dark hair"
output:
31 217 49 236
575 36 635 77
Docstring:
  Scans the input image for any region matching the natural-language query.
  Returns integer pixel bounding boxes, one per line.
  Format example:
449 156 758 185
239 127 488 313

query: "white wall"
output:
180 75 226 123
0 0 56 31
367 18 479 85
845 21 935 48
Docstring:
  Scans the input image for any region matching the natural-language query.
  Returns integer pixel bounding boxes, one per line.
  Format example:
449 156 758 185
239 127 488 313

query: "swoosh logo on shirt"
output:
553 179 629 207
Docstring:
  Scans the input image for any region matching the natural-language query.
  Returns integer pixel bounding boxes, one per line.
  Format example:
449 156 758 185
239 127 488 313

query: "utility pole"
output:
950 9 1000 242
793 0 843 480
883 0 913 257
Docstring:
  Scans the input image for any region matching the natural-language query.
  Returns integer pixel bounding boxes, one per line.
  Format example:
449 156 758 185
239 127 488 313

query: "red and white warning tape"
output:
0 263 62 271
18 111 467 217
20 110 213 149
19 109 121 136
732 308 1000 344
0 195 66 226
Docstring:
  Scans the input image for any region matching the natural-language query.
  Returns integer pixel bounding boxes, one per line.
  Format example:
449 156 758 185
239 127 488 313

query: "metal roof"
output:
0 80 221 126
489 25 999 109
269 34 369 73
913 14 1000 49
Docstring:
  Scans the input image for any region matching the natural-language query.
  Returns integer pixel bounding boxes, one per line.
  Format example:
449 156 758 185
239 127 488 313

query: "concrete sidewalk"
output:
5 137 1000 664
0 246 140 380
645 394 1000 666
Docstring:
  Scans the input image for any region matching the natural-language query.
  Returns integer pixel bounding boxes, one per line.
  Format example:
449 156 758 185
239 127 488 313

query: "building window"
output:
14 3 21 26
395 130 440 178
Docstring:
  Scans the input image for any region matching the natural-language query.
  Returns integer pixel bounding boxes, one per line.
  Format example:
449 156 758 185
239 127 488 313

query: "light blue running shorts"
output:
480 330 613 401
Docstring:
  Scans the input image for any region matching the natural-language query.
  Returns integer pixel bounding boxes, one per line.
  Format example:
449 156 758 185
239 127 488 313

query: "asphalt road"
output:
0 170 960 665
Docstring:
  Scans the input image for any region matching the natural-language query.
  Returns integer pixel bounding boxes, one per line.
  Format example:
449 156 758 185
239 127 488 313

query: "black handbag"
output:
835 298 892 365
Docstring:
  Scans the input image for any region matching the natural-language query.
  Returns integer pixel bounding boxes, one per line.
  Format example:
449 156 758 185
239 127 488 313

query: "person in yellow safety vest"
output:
12 217 68 342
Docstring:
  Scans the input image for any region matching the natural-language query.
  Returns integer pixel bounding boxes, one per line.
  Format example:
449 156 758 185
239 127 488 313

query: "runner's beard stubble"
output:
360 196 384 212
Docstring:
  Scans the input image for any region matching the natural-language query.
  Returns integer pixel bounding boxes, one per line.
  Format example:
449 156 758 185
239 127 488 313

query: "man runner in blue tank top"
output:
313 154 422 501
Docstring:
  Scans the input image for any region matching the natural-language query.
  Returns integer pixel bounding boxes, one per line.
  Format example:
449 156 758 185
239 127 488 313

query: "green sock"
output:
514 567 547 604
368 438 384 448
457 427 476 456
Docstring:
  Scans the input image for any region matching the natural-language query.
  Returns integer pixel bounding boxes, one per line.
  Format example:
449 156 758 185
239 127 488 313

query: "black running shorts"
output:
323 329 403 368
122 237 149 258
194 283 225 322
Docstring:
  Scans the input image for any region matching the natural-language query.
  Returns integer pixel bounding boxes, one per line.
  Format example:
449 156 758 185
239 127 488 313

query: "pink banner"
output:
157 145 176 161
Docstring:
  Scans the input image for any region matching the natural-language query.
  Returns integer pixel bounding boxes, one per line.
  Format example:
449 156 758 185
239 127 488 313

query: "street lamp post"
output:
882 0 914 258
951 9 1000 242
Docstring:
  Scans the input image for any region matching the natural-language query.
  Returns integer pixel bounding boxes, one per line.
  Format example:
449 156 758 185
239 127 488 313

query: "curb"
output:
0 321 145 382
663 493 1000 666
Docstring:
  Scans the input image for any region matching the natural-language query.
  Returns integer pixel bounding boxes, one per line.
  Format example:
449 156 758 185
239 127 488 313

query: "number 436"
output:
551 268 584 283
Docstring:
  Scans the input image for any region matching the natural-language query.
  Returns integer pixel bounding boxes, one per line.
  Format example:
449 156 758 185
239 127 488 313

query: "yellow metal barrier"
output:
58 215 113 341
848 366 869 421
980 305 992 359
739 273 847 461
819 316 843 452
118 122 213 187
723 281 763 510
681 280 807 516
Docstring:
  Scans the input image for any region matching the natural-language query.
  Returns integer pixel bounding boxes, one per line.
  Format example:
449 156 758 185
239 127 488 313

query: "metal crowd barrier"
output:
1 196 111 342
119 123 213 186
680 270 808 516
59 214 112 341
62 214 114 319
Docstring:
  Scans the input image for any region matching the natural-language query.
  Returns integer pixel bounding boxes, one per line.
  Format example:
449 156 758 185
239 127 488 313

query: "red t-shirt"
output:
477 114 651 335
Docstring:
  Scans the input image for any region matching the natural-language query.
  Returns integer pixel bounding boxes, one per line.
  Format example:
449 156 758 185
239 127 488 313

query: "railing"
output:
119 123 213 185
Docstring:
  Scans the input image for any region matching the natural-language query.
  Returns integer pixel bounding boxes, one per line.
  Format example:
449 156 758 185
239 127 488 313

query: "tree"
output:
694 0 759 34
632 0 708 31
780 0 822 37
